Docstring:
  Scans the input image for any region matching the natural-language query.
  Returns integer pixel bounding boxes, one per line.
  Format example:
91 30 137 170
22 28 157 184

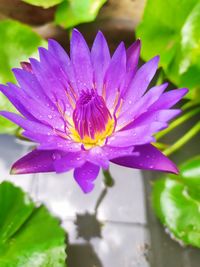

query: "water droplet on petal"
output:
52 152 61 160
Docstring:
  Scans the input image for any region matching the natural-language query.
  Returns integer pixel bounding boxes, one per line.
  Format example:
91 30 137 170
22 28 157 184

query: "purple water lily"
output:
0 29 187 193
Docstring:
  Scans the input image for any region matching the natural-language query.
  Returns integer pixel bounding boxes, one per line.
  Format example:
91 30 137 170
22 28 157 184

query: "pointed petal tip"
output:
135 39 141 46
162 82 169 88
47 38 62 51
95 30 107 43
0 110 9 117
119 41 126 48
97 30 103 35
71 28 82 37
48 38 57 44
11 67 21 75
82 182 95 194
153 55 160 64
146 55 160 67
10 163 23 175
180 87 189 96
172 166 179 175
38 47 49 60
166 162 179 175
10 160 26 175
10 167 18 175
20 62 33 73
72 27 79 32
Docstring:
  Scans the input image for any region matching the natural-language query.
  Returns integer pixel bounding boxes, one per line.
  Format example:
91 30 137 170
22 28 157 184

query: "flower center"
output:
71 89 114 148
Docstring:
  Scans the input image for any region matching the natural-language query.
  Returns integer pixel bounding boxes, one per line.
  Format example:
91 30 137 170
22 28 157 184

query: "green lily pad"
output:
0 181 66 267
55 0 107 28
180 155 200 189
0 19 46 134
22 0 63 8
152 155 200 248
136 0 200 98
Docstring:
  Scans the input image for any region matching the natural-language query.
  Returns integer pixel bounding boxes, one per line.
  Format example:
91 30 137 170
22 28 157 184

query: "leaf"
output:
0 19 46 134
55 0 107 28
22 0 63 8
152 155 200 248
0 19 46 83
136 0 200 98
167 2 200 91
0 181 66 267
180 155 200 188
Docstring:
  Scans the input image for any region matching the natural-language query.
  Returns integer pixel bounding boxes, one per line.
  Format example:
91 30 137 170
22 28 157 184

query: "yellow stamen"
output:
69 118 115 149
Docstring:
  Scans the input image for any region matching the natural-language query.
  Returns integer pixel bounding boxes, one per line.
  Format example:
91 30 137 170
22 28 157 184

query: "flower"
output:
0 29 187 193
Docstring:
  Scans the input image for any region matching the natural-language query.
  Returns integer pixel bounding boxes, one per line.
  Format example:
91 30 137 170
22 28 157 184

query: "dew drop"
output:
52 152 61 160
52 153 56 160
48 115 53 119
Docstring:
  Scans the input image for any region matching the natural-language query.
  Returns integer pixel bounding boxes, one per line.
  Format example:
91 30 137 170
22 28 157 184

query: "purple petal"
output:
87 146 109 169
125 39 141 88
107 122 167 147
123 109 181 131
104 42 126 109
0 111 80 153
1 83 64 129
91 31 110 95
121 56 159 113
20 62 33 73
13 68 54 106
23 131 81 152
11 149 56 174
117 83 168 129
74 162 100 193
38 47 76 108
111 144 178 174
0 111 53 134
53 151 85 173
29 57 74 117
48 39 78 93
103 145 134 160
70 29 93 91
149 88 188 111
0 84 36 120
38 140 81 152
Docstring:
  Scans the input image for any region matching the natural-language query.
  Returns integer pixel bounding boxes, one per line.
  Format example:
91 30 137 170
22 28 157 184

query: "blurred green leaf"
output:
55 0 106 28
0 19 46 134
179 155 200 189
152 155 200 248
0 19 46 83
0 181 66 267
22 0 63 8
167 2 200 91
136 0 200 99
